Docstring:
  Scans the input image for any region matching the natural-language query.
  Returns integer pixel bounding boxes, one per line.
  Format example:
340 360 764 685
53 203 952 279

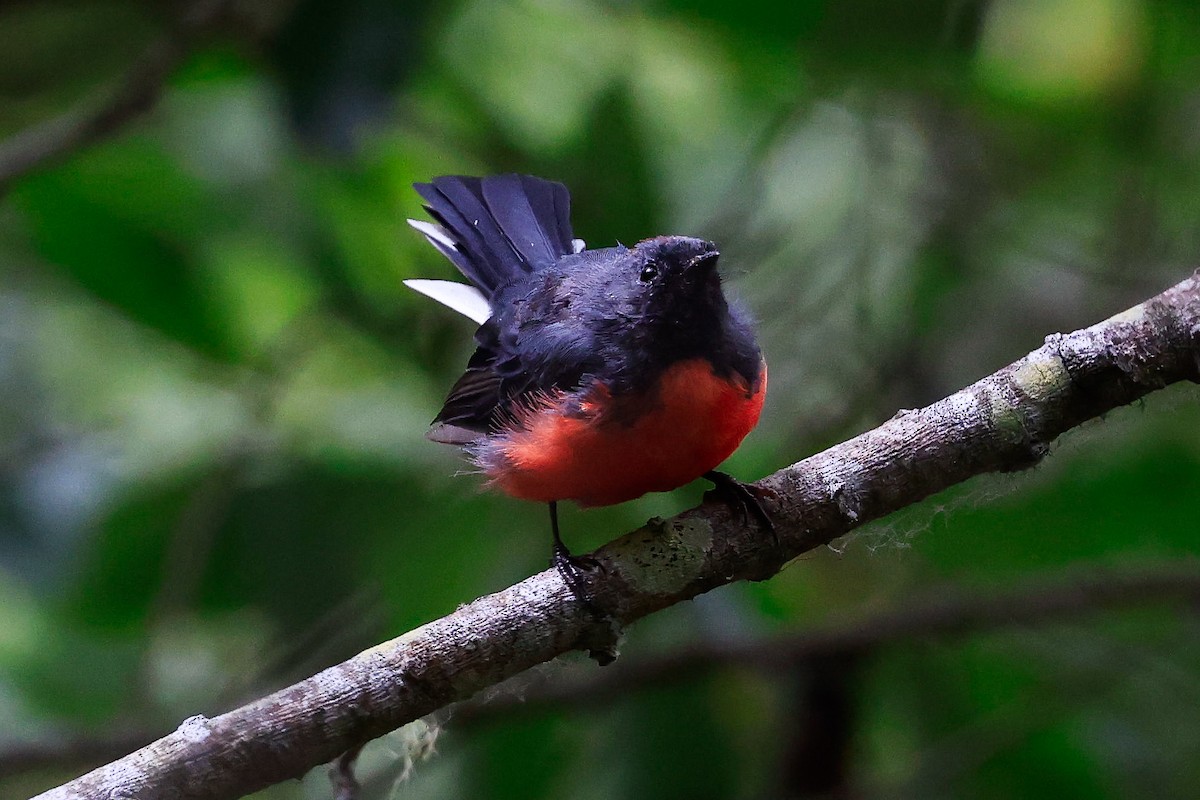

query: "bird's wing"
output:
429 280 605 438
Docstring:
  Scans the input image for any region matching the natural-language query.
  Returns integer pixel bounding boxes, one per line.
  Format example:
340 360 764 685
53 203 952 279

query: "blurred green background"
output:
2 0 1199 797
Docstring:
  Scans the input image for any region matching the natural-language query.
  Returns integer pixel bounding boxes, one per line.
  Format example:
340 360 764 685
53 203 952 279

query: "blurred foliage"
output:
1 0 1199 798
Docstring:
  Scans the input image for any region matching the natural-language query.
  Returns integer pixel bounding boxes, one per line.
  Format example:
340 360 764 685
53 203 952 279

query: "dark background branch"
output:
0 0 231 194
452 561 1200 724
9 561 1199 784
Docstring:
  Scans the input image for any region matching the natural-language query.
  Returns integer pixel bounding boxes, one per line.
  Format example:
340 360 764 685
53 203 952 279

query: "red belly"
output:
477 358 767 507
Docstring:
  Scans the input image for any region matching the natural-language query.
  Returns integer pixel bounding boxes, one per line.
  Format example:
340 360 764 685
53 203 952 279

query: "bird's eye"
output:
639 263 659 283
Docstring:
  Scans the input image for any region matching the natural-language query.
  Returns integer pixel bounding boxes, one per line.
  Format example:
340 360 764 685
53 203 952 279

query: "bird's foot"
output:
551 543 621 663
703 470 777 545
551 541 606 615
545 501 619 662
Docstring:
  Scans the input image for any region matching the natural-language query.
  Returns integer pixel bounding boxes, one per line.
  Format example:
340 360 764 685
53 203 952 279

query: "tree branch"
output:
35 271 1200 799
0 0 230 194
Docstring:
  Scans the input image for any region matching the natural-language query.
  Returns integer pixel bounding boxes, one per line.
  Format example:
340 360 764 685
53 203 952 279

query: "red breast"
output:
476 358 767 507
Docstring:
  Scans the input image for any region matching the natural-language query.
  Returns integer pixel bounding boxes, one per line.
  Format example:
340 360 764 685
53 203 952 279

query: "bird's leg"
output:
549 501 604 612
549 500 571 563
703 470 777 546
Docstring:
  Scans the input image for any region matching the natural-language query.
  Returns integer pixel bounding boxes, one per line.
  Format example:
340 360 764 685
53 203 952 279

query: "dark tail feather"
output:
482 174 573 273
414 174 575 297
416 176 512 295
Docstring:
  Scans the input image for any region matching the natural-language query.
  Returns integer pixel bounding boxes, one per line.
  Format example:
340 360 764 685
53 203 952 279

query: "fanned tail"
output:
412 174 575 297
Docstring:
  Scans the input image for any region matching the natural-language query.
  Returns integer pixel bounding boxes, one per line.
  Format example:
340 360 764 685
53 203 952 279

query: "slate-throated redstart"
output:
405 174 768 594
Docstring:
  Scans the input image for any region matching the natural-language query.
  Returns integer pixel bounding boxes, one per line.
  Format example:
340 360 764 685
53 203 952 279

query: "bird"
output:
404 174 768 597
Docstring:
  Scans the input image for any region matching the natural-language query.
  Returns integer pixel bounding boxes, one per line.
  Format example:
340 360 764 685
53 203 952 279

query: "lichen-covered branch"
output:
35 272 1200 800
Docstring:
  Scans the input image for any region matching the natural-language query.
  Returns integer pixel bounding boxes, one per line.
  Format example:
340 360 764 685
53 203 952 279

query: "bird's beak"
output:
687 248 720 272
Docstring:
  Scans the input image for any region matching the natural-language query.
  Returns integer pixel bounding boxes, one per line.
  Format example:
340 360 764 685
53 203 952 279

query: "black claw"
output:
548 501 605 615
552 545 599 603
703 470 777 544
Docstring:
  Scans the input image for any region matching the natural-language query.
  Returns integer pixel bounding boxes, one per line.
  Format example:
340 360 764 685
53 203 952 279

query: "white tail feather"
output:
403 279 491 324
407 218 459 250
